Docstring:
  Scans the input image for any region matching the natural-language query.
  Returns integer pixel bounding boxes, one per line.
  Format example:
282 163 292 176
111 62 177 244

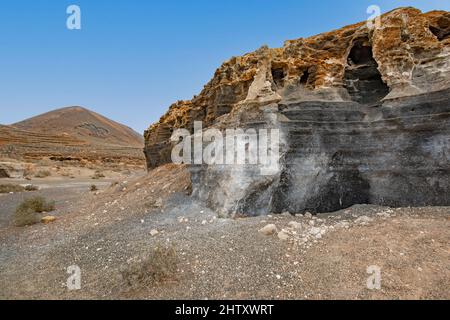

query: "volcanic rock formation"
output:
144 8 450 215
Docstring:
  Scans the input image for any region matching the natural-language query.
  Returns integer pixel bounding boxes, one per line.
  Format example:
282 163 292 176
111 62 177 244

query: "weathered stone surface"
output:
259 224 277 236
145 8 450 216
41 216 57 224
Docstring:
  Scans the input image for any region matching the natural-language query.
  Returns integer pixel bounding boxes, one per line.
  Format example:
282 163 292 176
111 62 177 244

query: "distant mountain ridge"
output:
0 106 145 164
12 106 143 148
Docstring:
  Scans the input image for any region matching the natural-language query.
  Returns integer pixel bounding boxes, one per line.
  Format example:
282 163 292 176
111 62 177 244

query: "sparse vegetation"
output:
0 184 25 193
0 168 10 178
90 184 98 192
120 244 178 289
0 183 38 193
92 171 105 180
24 185 39 191
13 196 56 227
34 170 51 178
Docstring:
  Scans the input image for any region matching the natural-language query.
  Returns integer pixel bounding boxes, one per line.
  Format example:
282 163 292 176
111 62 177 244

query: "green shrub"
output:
13 196 56 227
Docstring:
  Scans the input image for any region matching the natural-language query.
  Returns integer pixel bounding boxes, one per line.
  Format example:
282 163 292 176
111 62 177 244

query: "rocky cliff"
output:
145 7 450 215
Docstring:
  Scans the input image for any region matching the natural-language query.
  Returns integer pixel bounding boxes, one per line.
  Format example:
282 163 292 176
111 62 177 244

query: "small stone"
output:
201 220 207 225
309 227 322 236
150 229 159 237
41 216 57 224
288 221 302 230
259 224 277 236
278 230 290 241
355 216 374 225
305 212 313 219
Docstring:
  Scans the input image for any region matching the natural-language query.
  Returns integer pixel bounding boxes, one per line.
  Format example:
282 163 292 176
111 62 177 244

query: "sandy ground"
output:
0 165 449 300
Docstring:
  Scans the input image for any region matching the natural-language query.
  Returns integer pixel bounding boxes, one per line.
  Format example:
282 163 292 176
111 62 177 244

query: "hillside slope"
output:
13 106 143 148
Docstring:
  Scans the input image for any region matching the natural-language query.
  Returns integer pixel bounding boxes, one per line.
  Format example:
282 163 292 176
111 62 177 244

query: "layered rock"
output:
145 7 450 215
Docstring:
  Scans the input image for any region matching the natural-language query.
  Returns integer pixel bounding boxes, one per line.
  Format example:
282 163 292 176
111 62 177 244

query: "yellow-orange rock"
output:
144 7 450 169
41 216 57 224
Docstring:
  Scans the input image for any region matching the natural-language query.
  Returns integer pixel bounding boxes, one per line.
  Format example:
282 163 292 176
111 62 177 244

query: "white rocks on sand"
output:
150 229 159 237
259 224 277 236
288 221 302 230
278 230 290 241
355 216 374 225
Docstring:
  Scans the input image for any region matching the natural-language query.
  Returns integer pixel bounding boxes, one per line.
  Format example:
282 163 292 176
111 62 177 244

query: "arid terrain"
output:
1 7 449 300
0 106 145 177
0 106 146 199
0 164 449 300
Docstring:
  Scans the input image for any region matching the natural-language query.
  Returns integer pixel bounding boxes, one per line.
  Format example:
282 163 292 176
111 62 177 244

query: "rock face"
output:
145 8 450 215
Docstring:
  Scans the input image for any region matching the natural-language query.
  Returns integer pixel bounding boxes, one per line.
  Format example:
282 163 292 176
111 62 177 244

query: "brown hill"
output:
13 106 143 148
1 107 145 165
0 124 84 147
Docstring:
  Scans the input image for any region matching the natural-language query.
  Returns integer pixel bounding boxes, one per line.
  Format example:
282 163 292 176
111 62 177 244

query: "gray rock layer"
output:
192 88 450 215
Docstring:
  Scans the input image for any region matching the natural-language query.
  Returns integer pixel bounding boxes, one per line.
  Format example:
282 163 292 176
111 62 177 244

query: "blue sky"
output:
0 0 449 133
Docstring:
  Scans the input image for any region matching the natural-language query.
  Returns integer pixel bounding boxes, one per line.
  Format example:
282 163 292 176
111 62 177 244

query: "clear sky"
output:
1 0 449 133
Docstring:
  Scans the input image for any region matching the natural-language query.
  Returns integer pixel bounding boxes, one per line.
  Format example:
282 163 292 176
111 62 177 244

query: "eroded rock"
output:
144 8 450 216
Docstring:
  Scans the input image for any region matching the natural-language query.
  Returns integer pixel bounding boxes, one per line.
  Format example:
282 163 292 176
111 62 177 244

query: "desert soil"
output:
0 165 449 300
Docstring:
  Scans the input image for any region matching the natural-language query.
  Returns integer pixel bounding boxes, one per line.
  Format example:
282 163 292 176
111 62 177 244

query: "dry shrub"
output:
13 196 56 227
24 185 39 191
120 244 178 289
34 170 51 178
23 167 34 178
91 171 105 180
90 184 98 192
0 184 25 193
0 168 10 178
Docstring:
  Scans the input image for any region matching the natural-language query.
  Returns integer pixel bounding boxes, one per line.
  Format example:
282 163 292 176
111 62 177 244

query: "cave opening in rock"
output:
271 68 285 88
299 69 310 85
344 38 389 105
429 25 450 41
